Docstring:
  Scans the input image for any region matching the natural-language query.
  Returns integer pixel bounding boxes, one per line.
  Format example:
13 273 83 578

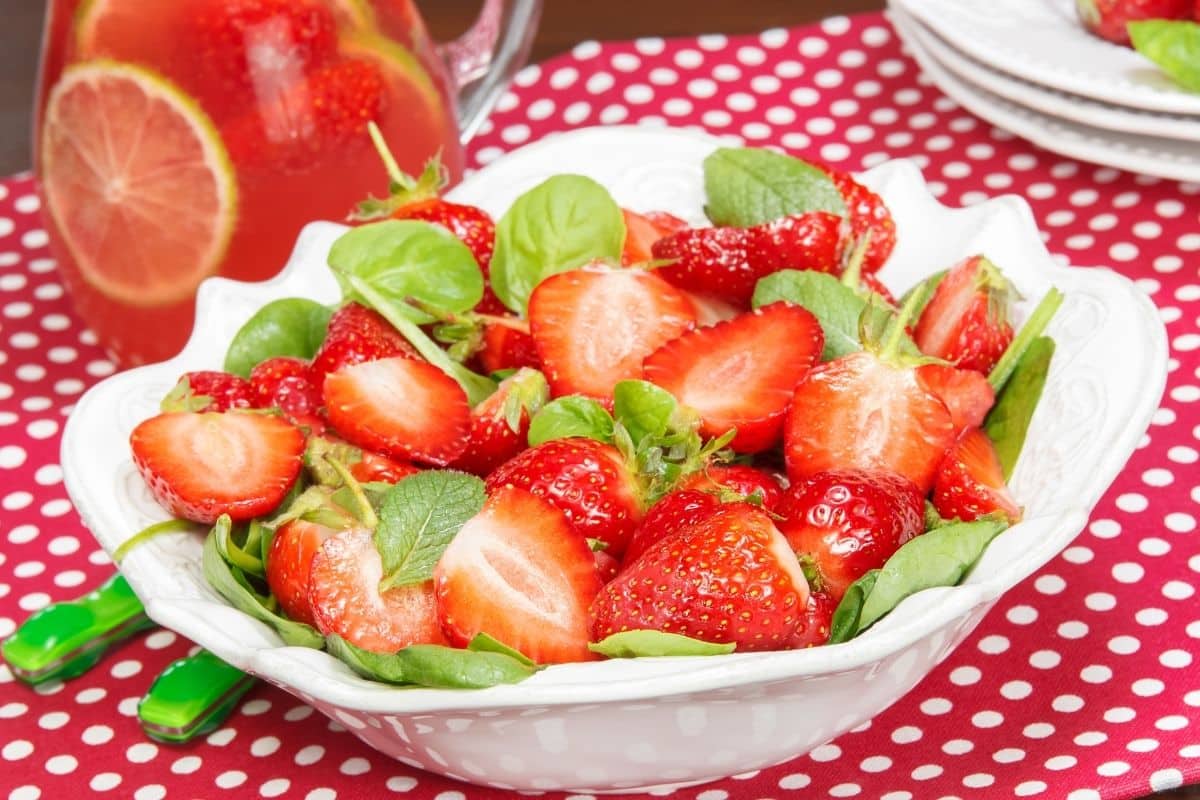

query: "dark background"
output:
1 1 1196 798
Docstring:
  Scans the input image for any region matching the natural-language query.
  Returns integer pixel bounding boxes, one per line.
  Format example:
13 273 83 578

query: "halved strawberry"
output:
477 323 540 374
528 264 696 401
621 489 721 568
350 450 422 484
591 503 809 651
266 519 337 627
822 167 896 274
130 412 305 523
914 255 1015 374
250 356 324 431
310 301 418 378
917 363 995 431
323 356 470 466
434 487 602 664
309 528 446 653
677 464 784 511
161 370 255 413
643 302 823 453
932 428 1022 524
486 437 644 556
622 208 688 264
450 368 548 477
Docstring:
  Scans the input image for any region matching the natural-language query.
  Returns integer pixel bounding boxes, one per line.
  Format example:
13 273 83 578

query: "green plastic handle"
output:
0 573 154 685
138 650 256 744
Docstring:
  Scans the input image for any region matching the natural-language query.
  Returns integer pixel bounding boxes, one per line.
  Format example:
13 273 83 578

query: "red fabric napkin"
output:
2 11 1198 800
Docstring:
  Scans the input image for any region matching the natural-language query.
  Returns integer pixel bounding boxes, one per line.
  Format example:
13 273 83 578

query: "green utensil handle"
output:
138 650 256 744
0 573 153 685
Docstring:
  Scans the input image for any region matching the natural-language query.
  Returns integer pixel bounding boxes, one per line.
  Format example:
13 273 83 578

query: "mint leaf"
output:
589 630 736 658
753 270 866 360
1129 20 1200 93
985 336 1055 480
224 298 333 378
703 147 846 227
613 380 678 445
490 175 626 314
374 471 485 591
527 396 615 446
327 635 537 688
329 219 484 325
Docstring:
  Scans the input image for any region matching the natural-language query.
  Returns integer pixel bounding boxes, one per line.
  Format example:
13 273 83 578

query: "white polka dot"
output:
1016 780 1048 795
1029 649 1061 668
1108 635 1140 655
1133 678 1165 697
1006 605 1038 624
1128 738 1160 753
778 773 811 789
1164 580 1195 600
942 738 973 755
911 764 943 780
126 743 158 763
1085 592 1117 611
216 770 247 789
859 755 892 773
1098 761 1130 777
993 748 1025 763
90 772 122 791
3 740 33 760
260 779 290 797
920 697 952 715
891 725 923 744
1024 722 1055 739
110 660 142 679
172 755 202 774
296 745 325 766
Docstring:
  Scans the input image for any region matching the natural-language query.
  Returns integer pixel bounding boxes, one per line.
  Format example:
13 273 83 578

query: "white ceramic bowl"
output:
61 126 1167 793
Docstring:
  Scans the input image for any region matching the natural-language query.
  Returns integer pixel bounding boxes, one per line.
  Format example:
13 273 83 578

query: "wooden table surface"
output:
0 3 1195 798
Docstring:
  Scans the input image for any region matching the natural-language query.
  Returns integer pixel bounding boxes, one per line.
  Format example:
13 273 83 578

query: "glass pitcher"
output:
34 0 541 366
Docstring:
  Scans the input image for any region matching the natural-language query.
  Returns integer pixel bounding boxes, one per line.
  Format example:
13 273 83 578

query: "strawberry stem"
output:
987 287 1064 393
112 518 195 564
324 456 378 530
367 121 414 191
840 231 872 290
881 280 929 361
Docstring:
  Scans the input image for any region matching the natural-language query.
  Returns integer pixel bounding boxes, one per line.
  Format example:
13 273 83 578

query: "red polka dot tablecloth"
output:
2 11 1199 800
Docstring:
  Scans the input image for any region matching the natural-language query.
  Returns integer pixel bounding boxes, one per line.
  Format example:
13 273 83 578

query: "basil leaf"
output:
467 633 537 667
374 471 485 591
1129 20 1200 93
613 380 678 445
830 519 1009 642
490 175 625 314
527 396 615 446
329 219 484 325
753 270 866 360
589 630 736 658
327 635 537 688
703 147 846 227
223 298 333 378
202 518 323 648
985 336 1055 480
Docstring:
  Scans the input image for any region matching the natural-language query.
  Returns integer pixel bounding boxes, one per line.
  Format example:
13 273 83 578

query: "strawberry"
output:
130 412 305 523
266 519 336 626
486 437 644 556
309 528 446 653
161 371 255 413
449 368 548 477
477 323 540 374
349 450 422 484
310 301 418 378
788 590 836 648
434 487 602 664
643 302 823 453
651 212 842 307
621 209 689 264
914 255 1015 374
778 469 925 602
305 435 421 485
932 428 1022 524
528 265 696 402
590 503 810 651
821 167 896 274
621 489 721 567
677 464 784 511
249 356 324 431
859 272 897 307
1075 0 1192 44
917 364 995 431
323 356 471 466
594 549 622 583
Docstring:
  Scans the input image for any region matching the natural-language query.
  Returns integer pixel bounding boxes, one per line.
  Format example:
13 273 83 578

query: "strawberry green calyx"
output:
352 122 448 221
975 255 1019 328
839 231 872 294
861 281 942 368
499 368 549 434
160 376 212 412
988 287 1064 392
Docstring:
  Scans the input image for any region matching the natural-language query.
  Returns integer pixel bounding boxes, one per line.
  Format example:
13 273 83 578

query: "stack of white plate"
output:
889 0 1200 182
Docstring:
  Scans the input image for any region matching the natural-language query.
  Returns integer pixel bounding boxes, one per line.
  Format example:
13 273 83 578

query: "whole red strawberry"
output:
486 437 644 557
622 490 722 567
477 323 541 374
677 465 785 511
932 428 1022 524
591 503 810 651
250 356 324 431
778 469 925 602
162 371 255 413
310 301 418 377
1076 0 1192 44
450 368 548 477
915 255 1015 374
788 590 837 648
821 167 896 274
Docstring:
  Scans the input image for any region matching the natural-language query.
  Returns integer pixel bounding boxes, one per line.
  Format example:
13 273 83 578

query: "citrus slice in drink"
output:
339 30 446 112
41 61 238 307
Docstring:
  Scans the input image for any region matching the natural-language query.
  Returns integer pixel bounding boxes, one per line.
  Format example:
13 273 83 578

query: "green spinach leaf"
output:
985 336 1055 480
527 396 615 446
224 298 333 378
1129 20 1200 93
612 380 678 445
326 635 537 688
589 630 736 658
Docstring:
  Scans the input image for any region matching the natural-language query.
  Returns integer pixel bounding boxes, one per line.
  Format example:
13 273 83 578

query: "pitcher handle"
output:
437 0 543 144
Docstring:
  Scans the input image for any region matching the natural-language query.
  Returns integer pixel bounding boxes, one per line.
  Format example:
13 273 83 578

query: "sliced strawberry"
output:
677 464 784 511
266 519 336 627
350 450 422 484
932 428 1022 524
591 503 809 651
450 368 548 477
917 363 995 431
529 265 696 401
477 323 540 374
311 302 418 378
130 412 305 523
788 590 836 648
914 255 1015 374
323 356 470 466
778 469 925 601
621 208 688 264
621 490 721 568
434 487 602 664
822 167 896 274
486 437 644 557
1076 0 1191 44
643 302 823 453
161 371 255 413
784 351 957 492
309 528 446 653
249 356 324 431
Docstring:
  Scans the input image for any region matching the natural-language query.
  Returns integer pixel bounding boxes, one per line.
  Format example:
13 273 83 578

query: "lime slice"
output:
339 30 445 114
330 0 377 30
41 61 238 306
